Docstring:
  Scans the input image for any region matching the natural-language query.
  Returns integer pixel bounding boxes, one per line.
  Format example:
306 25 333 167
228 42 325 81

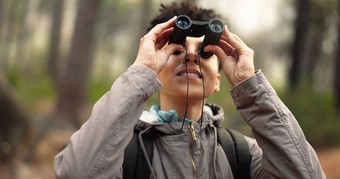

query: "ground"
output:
318 147 340 179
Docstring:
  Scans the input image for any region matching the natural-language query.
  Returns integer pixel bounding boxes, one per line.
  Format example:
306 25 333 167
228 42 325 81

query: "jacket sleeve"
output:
54 64 162 179
230 71 325 179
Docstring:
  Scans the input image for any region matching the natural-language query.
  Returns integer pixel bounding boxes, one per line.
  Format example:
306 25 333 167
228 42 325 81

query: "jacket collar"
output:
135 103 225 135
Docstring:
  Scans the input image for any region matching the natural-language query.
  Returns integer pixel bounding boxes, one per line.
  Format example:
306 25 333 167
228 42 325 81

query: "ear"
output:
214 73 221 92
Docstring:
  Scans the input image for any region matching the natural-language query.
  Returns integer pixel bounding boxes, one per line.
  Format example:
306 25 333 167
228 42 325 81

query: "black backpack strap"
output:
123 130 154 179
217 127 252 179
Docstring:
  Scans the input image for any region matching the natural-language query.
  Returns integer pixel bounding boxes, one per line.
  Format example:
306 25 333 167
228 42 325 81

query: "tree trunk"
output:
335 3 340 113
0 69 31 168
0 0 18 70
48 0 64 86
289 0 310 89
0 0 4 42
302 26 323 83
128 0 152 65
56 0 100 127
13 0 29 66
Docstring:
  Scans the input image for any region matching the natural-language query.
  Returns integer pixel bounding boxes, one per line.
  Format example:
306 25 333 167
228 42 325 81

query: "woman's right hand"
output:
134 16 184 74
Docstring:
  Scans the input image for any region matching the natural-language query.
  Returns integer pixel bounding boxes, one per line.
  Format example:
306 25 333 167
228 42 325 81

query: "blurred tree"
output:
335 1 340 113
0 0 15 70
127 0 152 65
0 0 3 41
0 0 34 172
48 0 64 86
0 0 29 70
302 1 329 82
56 0 101 127
13 0 29 66
139 0 152 42
95 0 136 70
0 69 31 175
290 0 337 89
289 0 310 89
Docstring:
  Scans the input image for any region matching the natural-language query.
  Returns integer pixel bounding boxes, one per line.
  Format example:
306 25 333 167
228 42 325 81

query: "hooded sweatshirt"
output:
54 64 325 179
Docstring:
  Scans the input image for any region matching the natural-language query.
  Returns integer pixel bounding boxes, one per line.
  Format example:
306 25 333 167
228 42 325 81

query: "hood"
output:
135 103 225 134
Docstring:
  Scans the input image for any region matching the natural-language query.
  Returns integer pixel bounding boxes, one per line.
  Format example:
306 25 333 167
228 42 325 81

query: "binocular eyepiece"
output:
169 15 225 58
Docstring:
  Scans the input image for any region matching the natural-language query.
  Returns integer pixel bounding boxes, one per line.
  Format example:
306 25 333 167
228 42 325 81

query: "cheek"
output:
203 61 220 93
158 69 169 84
204 60 219 78
205 78 217 93
158 58 176 83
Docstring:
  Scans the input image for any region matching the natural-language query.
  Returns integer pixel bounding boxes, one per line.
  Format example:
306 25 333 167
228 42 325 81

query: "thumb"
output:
204 45 228 65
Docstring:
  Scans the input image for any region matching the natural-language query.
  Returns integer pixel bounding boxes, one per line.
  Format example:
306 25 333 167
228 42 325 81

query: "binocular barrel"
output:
202 19 225 49
170 15 192 46
169 15 225 52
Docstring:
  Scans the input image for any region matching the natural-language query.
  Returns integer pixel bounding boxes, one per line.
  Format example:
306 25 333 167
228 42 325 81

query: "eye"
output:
172 50 183 55
200 52 213 59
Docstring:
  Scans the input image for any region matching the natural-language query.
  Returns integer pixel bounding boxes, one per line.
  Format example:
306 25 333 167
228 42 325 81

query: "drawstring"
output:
138 126 157 179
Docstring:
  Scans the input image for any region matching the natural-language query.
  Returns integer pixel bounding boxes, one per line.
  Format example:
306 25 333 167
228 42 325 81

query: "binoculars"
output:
169 15 225 58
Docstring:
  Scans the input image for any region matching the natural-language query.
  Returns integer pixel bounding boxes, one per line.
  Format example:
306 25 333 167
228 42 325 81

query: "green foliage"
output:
278 80 340 148
146 93 160 110
87 74 115 104
5 64 56 110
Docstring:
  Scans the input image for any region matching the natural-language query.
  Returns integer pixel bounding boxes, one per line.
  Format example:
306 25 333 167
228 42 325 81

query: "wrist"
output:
232 70 257 86
134 59 158 74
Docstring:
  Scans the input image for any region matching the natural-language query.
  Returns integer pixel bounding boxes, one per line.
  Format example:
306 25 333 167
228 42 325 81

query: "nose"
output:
183 48 198 65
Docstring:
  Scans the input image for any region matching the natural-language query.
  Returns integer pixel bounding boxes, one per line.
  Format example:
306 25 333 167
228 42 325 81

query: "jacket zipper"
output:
188 122 197 179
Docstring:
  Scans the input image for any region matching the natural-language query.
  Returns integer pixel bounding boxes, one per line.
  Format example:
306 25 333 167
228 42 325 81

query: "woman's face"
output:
158 36 221 101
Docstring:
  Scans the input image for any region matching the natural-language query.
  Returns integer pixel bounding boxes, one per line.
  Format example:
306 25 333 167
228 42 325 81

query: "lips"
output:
177 69 202 79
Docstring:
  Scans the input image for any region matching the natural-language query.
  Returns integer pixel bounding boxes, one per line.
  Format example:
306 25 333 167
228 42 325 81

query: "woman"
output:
54 2 325 178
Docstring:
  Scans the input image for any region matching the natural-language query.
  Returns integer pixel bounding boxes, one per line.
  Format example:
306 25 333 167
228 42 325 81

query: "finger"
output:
204 41 235 59
218 40 234 55
164 44 184 58
204 45 227 63
222 25 248 52
147 16 177 40
218 41 241 59
156 27 173 49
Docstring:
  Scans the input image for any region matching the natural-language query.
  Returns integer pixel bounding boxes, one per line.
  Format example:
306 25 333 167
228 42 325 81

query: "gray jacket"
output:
54 64 325 179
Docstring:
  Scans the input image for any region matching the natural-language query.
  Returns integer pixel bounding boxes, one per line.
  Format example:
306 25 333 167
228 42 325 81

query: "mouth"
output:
177 69 202 79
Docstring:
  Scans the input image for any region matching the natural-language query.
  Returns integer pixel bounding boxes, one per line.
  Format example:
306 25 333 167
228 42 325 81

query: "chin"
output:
161 82 209 98
178 90 205 99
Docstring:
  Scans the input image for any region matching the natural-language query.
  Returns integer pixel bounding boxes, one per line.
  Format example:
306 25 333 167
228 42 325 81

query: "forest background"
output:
0 0 340 178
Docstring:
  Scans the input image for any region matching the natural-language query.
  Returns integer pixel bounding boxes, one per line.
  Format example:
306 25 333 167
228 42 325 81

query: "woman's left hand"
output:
204 25 255 86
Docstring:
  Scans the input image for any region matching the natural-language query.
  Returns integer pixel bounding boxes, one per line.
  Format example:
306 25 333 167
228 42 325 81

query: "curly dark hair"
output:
147 1 226 31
